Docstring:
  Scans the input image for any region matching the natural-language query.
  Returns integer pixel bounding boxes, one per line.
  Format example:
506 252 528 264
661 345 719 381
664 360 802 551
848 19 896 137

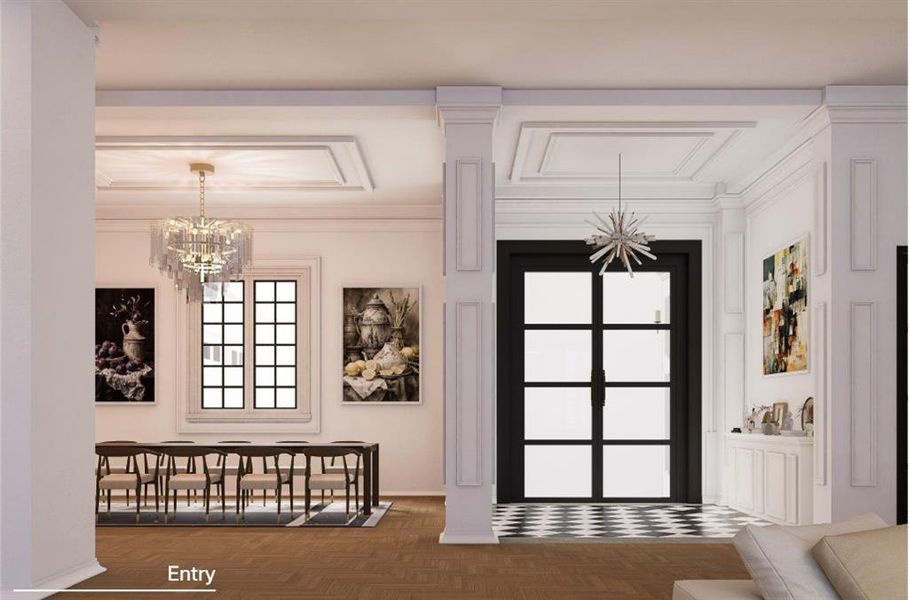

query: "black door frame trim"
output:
496 239 702 503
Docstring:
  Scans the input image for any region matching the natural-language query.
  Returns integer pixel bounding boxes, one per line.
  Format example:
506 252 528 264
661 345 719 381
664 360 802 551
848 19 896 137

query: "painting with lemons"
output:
342 286 421 403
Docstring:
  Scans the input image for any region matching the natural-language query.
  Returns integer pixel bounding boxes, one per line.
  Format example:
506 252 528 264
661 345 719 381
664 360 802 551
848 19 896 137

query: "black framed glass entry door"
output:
497 240 701 503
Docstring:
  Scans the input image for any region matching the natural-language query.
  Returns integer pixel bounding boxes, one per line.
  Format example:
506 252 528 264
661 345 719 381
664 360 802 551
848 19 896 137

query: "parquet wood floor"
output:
70 497 749 599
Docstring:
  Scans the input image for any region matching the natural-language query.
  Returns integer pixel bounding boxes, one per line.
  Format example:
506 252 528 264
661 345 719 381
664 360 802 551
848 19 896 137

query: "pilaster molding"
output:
814 302 828 486
455 159 484 271
723 233 744 314
850 301 877 488
814 162 828 276
436 86 502 127
823 85 907 124
849 158 878 271
455 301 483 486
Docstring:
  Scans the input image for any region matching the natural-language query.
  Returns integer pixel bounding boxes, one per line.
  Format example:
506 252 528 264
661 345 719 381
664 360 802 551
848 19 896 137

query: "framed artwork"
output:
762 236 809 375
341 286 421 404
771 401 789 426
95 287 156 404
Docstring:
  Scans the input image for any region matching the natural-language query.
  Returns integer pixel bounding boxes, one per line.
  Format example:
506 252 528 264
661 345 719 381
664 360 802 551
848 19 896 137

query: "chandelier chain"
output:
199 170 206 218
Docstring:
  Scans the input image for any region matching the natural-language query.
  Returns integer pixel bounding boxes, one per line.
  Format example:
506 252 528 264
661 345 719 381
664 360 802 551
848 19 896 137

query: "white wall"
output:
0 0 101 596
744 172 817 413
95 219 443 495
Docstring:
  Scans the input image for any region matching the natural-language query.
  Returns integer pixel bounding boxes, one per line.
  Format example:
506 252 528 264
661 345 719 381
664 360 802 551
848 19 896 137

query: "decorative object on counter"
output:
761 421 781 435
342 287 421 403
771 401 789 427
800 396 815 436
585 153 656 277
150 163 253 302
745 405 772 433
95 288 155 403
731 427 742 434
762 236 809 375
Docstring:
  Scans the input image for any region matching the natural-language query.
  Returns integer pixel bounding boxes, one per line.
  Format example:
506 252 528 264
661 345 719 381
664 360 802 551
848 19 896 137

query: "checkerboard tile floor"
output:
493 503 772 539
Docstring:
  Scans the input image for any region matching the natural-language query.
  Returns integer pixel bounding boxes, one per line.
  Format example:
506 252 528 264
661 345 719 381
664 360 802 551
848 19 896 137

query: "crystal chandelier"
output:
150 163 253 302
585 154 656 277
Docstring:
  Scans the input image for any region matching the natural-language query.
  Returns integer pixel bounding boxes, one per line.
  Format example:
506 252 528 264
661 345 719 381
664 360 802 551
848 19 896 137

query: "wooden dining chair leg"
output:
345 489 350 519
135 481 141 525
355 480 360 511
204 487 210 524
107 490 111 514
94 479 101 523
154 482 160 515
126 489 130 507
221 484 226 519
289 478 294 515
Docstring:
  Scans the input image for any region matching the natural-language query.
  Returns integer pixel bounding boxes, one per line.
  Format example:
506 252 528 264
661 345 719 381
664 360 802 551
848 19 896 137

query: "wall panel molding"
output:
455 158 483 271
850 301 877 487
723 233 744 313
814 162 828 276
850 158 878 271
455 301 483 486
723 333 745 430
814 302 828 485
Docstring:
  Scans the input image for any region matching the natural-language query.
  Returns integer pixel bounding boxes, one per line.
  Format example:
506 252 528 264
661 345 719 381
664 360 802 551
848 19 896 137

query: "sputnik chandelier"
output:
150 163 253 302
585 154 656 277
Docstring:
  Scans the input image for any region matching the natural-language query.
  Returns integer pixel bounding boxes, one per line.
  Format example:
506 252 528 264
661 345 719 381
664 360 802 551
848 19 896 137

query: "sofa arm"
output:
673 580 763 600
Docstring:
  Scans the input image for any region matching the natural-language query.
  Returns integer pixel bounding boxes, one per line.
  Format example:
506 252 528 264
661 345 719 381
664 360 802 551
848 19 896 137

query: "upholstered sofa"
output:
673 513 907 600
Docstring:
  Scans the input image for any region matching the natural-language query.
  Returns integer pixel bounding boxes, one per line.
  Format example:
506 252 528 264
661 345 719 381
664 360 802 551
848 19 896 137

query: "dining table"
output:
95 441 381 515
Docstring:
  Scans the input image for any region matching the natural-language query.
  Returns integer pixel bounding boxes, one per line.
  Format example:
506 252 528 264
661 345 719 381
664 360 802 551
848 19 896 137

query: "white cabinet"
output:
723 433 814 525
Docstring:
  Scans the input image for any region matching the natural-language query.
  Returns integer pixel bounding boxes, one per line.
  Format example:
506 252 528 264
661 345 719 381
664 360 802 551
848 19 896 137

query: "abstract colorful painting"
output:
762 238 808 375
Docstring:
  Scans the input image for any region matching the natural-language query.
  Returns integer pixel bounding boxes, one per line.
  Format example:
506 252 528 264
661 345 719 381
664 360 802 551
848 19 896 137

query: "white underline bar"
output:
14 590 216 594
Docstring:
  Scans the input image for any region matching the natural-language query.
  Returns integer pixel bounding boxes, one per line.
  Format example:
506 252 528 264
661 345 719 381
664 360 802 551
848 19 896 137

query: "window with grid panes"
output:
253 280 297 409
201 281 245 409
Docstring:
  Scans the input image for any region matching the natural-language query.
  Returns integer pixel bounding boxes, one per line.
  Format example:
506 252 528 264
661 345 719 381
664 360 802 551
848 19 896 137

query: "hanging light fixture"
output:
150 163 253 302
585 153 656 277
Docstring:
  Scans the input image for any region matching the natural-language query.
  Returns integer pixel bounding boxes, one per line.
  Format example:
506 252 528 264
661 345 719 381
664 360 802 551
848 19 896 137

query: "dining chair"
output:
96 440 138 506
233 447 294 522
162 446 226 523
322 441 365 474
303 446 361 522
159 440 196 505
218 441 251 507
95 444 161 524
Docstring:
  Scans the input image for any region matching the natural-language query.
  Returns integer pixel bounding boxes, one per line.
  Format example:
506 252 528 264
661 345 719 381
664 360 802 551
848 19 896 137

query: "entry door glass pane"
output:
603 330 670 381
525 388 591 440
525 272 592 324
603 272 671 324
525 445 591 498
603 446 670 497
603 388 670 440
525 330 591 382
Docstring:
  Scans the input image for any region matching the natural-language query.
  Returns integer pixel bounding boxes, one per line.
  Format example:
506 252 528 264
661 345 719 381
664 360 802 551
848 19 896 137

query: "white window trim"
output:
176 256 321 434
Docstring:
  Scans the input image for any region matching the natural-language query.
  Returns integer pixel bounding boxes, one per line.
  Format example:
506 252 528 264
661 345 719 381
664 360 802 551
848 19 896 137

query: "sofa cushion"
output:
811 525 907 600
672 580 762 600
732 513 887 600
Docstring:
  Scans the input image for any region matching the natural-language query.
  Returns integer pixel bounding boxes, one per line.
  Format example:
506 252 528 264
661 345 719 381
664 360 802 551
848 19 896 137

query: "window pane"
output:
223 345 243 366
524 387 591 440
222 281 243 302
223 367 243 387
223 303 243 323
255 303 275 323
255 387 275 408
202 303 222 323
603 388 670 440
524 272 591 324
202 388 222 409
275 346 295 366
275 281 296 302
202 324 222 344
203 367 222 387
256 367 275 386
223 388 243 408
603 272 671 324
203 283 222 302
223 324 243 344
275 303 295 323
202 346 223 366
276 388 295 408
255 281 275 301
524 330 590 382
255 324 275 344
603 445 670 498
275 324 294 344
603 330 670 382
525 445 591 498
275 367 295 387
256 345 275 366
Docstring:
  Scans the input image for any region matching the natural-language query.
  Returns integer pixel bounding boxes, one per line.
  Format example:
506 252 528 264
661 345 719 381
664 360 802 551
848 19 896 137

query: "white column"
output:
0 1 101 596
715 199 746 504
437 86 500 544
819 86 907 524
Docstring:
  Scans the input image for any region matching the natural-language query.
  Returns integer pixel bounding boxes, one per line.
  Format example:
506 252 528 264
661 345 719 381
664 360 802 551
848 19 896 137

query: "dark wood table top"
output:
95 441 378 451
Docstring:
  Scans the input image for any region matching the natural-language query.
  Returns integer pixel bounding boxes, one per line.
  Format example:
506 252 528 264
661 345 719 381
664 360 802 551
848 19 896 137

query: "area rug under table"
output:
95 499 391 527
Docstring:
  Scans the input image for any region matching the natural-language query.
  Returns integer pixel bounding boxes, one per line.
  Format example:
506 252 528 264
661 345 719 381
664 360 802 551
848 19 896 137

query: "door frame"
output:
897 245 906 525
496 239 702 503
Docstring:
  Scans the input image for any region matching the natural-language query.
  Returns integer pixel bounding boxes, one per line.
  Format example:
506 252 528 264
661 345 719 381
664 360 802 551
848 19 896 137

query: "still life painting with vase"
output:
95 287 155 403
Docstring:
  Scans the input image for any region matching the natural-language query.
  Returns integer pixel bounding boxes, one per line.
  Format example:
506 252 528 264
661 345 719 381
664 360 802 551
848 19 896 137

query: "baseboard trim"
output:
439 530 500 545
5 559 106 600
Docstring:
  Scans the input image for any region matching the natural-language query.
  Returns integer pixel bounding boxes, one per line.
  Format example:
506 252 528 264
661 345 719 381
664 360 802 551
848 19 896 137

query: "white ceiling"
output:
68 0 905 90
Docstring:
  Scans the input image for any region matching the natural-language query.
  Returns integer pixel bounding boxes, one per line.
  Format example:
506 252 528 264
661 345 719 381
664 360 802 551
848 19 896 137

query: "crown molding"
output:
95 202 442 222
96 89 438 107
